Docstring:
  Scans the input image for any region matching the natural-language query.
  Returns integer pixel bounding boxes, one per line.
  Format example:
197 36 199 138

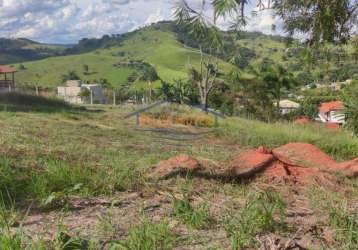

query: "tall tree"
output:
175 0 358 44
261 64 295 111
188 51 220 110
136 64 160 103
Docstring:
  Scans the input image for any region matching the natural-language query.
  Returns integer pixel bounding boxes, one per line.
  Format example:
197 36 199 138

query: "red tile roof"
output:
0 65 17 74
319 101 344 114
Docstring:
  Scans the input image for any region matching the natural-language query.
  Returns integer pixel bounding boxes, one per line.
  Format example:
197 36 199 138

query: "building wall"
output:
318 111 345 124
57 84 106 104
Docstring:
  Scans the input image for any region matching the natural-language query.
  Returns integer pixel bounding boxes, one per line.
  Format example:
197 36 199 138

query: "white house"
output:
58 80 106 104
317 101 345 124
279 100 300 115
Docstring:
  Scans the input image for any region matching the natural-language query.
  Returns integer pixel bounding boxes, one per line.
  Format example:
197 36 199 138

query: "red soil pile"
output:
272 143 337 170
294 117 311 125
337 158 358 178
152 143 357 185
152 155 201 178
229 148 275 177
325 123 341 131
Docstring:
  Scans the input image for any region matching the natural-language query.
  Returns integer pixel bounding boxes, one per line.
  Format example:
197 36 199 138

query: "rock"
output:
229 149 275 178
152 155 201 179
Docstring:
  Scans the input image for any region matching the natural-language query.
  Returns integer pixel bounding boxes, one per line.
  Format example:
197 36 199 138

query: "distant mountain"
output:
0 38 68 64
8 21 357 88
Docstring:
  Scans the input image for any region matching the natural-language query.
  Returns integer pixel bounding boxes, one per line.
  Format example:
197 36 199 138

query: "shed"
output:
279 100 300 115
0 65 17 92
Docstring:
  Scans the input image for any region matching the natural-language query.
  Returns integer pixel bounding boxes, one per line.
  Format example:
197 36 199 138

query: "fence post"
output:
90 90 93 105
136 113 140 126
113 91 116 106
215 114 219 127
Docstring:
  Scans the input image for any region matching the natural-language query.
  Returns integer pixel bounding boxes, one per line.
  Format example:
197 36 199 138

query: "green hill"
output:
7 22 357 90
12 24 234 89
0 38 67 64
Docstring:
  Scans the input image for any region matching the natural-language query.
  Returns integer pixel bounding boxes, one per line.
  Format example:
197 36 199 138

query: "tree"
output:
159 79 199 104
341 80 358 136
229 71 276 121
352 35 358 63
261 64 295 111
175 0 358 44
188 51 220 110
61 71 80 82
137 64 160 102
83 64 89 75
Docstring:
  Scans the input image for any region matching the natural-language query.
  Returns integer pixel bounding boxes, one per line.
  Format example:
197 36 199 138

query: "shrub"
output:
341 80 358 136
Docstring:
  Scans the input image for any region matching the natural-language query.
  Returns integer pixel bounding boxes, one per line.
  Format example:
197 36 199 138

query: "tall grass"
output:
223 188 286 249
0 92 74 113
0 155 143 208
221 117 358 160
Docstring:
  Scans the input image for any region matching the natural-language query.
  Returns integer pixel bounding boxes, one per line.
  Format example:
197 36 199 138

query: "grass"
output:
221 117 358 161
222 188 287 249
0 96 357 248
0 92 75 113
172 178 214 229
309 187 358 250
110 219 179 250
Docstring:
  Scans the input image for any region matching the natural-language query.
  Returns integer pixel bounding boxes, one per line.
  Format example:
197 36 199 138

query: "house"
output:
317 101 345 125
57 80 106 104
0 65 17 93
279 100 300 115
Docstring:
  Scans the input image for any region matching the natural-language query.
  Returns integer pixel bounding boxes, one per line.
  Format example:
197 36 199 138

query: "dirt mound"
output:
294 117 311 125
152 155 201 179
229 148 275 177
325 123 341 131
151 143 357 185
337 158 358 177
272 143 337 170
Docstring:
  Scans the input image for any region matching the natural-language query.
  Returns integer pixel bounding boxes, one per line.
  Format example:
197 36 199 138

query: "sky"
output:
0 0 281 44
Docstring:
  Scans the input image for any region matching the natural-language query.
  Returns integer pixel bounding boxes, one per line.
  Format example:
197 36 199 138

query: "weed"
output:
96 209 121 241
309 187 358 250
172 198 213 229
171 178 214 229
53 229 89 250
109 219 178 250
223 188 286 249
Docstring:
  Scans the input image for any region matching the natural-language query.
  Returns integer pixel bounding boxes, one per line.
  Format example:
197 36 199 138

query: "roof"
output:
279 100 300 109
319 101 344 114
0 65 17 74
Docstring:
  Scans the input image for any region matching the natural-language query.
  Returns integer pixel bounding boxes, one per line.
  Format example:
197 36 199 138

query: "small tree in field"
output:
61 71 81 82
83 64 89 75
188 52 219 110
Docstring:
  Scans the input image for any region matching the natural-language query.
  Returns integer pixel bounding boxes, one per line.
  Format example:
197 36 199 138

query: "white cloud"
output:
0 0 284 44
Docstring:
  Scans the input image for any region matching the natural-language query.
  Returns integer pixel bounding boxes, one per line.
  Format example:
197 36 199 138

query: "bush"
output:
341 80 358 136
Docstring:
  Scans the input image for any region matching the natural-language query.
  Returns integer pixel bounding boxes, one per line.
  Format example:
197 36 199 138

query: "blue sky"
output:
0 0 280 44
